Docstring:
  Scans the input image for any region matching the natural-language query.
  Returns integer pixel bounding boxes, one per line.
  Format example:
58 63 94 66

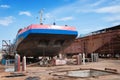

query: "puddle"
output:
51 68 118 78
67 69 114 78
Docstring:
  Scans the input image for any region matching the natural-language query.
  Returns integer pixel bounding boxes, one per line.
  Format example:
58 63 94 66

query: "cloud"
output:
112 22 120 26
0 16 15 26
90 0 105 7
103 15 120 26
44 0 120 30
57 16 74 21
74 0 120 14
19 11 32 16
0 5 10 8
108 0 120 5
77 5 120 14
94 5 120 14
45 0 82 17
45 0 120 18
104 15 120 22
44 0 85 24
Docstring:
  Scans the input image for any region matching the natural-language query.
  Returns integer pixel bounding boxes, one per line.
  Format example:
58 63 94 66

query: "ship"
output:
14 24 78 57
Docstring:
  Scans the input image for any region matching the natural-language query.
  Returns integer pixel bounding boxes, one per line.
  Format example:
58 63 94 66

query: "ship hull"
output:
14 25 78 57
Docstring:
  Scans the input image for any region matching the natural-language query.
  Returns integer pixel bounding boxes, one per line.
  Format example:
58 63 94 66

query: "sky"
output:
0 0 120 48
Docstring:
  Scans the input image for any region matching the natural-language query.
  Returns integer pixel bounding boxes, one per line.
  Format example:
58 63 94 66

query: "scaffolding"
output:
2 40 12 55
64 25 120 58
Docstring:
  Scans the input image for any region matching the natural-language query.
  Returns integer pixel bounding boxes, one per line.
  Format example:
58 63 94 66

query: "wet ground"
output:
0 59 120 80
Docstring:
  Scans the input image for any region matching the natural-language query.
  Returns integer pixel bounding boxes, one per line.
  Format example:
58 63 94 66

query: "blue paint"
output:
1 59 6 65
15 29 78 43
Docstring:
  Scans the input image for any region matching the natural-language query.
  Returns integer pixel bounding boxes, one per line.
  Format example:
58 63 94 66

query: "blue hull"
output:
14 27 78 57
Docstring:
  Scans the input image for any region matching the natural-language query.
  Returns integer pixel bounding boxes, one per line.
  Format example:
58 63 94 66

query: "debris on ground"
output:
5 72 26 78
25 76 40 80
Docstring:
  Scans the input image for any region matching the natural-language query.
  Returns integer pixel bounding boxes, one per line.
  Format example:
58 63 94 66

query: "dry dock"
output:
0 59 120 80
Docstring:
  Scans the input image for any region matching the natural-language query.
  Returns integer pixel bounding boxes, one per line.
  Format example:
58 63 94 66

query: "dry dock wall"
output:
64 25 120 58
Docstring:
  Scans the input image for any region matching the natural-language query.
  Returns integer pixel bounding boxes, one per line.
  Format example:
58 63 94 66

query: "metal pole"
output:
14 54 20 72
82 53 85 65
91 53 93 62
22 56 26 71
77 53 82 65
96 53 99 62
40 9 43 24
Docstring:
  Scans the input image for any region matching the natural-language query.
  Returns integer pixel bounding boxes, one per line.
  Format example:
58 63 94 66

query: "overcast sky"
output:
0 0 120 48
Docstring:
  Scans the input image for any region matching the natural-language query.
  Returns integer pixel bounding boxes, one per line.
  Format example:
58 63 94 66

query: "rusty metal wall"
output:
64 39 82 54
64 25 120 57
80 29 120 54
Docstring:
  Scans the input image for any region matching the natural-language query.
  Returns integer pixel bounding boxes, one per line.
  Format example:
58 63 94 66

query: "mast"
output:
40 9 43 24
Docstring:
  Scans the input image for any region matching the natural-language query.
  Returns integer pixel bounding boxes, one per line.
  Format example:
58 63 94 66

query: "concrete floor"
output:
0 59 120 80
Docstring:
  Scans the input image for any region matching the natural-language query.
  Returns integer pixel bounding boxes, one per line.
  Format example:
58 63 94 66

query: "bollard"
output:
77 53 82 65
93 53 94 62
22 56 26 71
14 54 20 72
77 54 79 65
91 53 94 62
82 53 85 65
97 53 99 61
17 54 20 71
59 53 62 59
93 53 95 62
14 54 17 71
96 53 99 62
94 53 96 62
94 53 98 62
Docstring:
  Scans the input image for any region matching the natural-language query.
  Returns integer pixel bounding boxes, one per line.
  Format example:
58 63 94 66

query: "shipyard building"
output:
64 25 120 58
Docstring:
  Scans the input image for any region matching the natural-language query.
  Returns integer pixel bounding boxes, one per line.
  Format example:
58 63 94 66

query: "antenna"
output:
39 9 43 24
53 18 56 25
